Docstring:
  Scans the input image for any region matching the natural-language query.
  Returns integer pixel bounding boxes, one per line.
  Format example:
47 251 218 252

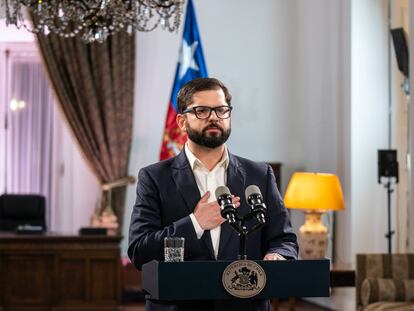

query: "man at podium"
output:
128 78 298 311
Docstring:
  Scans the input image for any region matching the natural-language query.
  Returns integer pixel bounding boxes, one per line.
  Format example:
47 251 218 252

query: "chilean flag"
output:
159 0 208 160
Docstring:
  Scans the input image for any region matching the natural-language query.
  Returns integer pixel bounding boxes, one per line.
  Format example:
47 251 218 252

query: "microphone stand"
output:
238 225 248 260
229 213 265 260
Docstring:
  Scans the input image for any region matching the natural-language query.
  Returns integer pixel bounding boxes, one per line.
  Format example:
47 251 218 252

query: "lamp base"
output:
299 212 328 259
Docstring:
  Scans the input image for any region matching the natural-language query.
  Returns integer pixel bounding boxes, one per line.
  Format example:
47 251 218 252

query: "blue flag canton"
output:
171 0 208 112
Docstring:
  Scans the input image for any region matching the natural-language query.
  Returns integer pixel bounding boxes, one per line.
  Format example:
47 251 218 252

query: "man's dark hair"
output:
177 78 232 113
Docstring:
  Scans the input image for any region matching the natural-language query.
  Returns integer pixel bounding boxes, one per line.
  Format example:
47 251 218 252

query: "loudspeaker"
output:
391 28 409 78
378 150 399 183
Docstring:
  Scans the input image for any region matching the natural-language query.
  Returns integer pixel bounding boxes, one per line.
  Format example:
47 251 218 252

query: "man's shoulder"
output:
140 156 177 174
231 154 270 173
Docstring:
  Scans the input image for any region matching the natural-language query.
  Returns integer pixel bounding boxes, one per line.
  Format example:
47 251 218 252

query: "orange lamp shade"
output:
284 172 345 211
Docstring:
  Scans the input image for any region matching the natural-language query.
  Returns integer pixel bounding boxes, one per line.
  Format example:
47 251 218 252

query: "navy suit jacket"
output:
128 150 298 310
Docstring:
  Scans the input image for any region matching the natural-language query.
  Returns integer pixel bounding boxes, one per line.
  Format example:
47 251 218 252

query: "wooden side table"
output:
330 268 355 287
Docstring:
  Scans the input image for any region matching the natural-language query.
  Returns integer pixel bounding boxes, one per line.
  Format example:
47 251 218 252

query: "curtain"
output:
34 32 135 231
2 50 56 225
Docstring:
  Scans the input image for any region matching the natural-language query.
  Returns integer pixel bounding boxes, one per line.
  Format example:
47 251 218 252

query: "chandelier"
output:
1 0 185 43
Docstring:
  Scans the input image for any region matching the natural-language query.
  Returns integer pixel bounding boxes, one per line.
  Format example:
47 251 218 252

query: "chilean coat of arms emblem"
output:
222 260 266 298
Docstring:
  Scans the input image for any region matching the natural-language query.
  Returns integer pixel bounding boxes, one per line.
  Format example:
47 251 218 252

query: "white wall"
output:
286 1 352 262
409 2 414 252
123 0 352 255
1 1 400 264
126 0 297 252
50 115 101 233
351 0 392 257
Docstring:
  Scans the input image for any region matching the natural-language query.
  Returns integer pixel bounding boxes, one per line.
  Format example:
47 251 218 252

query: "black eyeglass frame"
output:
181 105 233 119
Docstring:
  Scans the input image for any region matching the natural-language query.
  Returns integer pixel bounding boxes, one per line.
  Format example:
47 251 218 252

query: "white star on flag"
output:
178 39 199 79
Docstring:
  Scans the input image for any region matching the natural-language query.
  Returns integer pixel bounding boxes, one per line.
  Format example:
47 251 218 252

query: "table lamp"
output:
284 172 345 259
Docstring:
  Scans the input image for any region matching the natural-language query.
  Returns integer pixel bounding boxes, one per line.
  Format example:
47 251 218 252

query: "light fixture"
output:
9 99 26 111
1 0 185 43
284 172 345 259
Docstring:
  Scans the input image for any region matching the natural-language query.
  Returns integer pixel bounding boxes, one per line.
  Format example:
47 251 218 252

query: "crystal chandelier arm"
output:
2 0 184 41
137 0 176 9
77 0 104 10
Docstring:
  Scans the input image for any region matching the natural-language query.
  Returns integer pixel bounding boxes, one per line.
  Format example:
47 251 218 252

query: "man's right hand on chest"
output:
192 191 240 230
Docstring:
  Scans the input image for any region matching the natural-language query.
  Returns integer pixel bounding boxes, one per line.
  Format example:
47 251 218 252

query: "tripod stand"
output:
378 149 399 254
382 179 395 254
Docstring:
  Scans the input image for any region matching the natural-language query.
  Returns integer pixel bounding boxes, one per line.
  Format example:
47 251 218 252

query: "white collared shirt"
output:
185 144 229 259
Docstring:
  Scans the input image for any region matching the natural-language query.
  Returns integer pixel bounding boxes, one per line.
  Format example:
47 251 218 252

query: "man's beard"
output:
186 122 231 148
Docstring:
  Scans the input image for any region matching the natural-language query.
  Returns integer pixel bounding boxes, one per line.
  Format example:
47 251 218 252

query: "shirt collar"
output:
184 143 229 171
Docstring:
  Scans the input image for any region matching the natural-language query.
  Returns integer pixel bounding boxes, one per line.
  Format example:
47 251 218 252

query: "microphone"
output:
215 186 237 224
245 185 267 224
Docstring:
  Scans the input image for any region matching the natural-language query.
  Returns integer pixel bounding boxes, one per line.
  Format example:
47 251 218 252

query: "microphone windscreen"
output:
215 186 231 199
245 185 261 201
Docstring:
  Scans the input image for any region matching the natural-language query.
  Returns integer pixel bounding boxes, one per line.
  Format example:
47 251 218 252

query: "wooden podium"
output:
142 259 330 301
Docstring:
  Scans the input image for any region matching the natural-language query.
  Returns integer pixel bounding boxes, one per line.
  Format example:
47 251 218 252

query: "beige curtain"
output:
34 30 135 231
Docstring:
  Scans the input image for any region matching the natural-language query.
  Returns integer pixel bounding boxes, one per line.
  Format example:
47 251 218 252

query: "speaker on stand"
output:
378 150 399 254
390 28 409 95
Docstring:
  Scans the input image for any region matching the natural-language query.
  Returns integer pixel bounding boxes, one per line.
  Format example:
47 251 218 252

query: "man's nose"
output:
208 109 220 121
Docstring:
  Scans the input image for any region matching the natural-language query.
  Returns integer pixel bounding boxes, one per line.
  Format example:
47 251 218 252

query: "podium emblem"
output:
222 260 266 298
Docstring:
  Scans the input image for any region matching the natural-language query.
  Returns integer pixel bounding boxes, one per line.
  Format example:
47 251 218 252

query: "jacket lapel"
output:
171 150 215 259
171 151 200 214
218 152 246 259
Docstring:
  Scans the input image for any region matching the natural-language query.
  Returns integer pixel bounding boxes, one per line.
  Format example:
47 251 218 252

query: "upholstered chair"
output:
0 194 46 231
356 254 414 311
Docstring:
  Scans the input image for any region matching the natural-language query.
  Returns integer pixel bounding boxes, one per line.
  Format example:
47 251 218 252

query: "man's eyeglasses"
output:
181 105 233 119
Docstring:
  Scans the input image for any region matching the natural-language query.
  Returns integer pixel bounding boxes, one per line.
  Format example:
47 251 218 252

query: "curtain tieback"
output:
98 176 136 220
101 176 136 191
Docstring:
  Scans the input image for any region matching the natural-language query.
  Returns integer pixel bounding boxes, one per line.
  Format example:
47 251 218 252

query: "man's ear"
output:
176 114 187 133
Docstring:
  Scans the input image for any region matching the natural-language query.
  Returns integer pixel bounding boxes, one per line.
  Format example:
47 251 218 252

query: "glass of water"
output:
164 237 185 262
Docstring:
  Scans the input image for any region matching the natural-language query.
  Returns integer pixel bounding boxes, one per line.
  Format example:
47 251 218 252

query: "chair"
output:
356 254 414 311
0 194 46 231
